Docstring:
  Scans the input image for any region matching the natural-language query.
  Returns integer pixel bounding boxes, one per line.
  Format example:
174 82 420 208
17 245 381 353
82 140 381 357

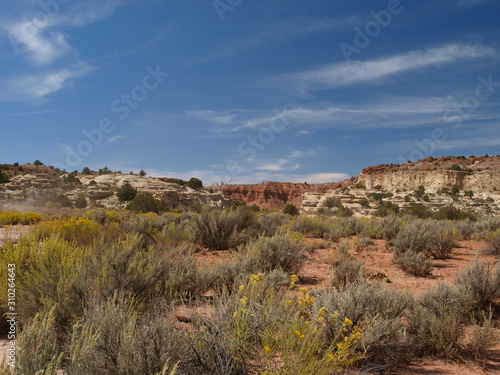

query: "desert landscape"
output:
1 158 500 374
2 1 500 373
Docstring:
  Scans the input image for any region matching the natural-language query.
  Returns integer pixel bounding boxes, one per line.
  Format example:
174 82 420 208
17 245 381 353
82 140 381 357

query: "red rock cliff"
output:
221 182 347 210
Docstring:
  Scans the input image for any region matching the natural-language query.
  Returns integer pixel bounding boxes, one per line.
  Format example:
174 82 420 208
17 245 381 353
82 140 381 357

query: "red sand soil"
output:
193 237 500 374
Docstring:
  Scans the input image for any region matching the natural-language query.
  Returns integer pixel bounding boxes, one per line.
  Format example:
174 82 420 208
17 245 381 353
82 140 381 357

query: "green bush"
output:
336 204 354 217
129 192 166 213
186 177 203 190
74 193 88 209
324 197 342 208
433 204 475 221
392 219 434 256
62 172 81 184
283 203 299 216
116 182 137 202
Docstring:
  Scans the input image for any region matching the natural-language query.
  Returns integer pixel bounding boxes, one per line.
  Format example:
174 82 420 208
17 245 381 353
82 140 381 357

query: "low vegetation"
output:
0 206 499 374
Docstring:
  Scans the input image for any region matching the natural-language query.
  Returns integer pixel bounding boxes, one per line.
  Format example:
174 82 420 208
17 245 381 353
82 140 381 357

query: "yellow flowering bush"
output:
0 211 44 226
33 217 100 245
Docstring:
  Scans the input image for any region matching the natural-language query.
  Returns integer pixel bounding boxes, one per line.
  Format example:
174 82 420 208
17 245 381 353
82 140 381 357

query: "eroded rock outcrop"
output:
221 182 346 210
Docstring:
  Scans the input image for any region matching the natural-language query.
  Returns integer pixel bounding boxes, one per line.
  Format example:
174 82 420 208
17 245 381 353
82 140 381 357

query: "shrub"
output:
20 212 43 225
16 306 63 375
294 215 329 238
74 193 88 209
394 251 433 276
336 205 354 217
407 304 463 359
406 204 433 219
428 222 457 260
330 241 364 286
433 204 475 221
256 212 290 236
283 203 299 216
74 296 186 375
192 208 254 250
62 172 81 184
0 169 9 183
236 234 307 275
453 219 477 240
129 192 165 213
192 275 363 374
358 198 370 208
313 280 412 362
81 166 92 174
324 197 342 208
352 236 372 253
455 259 500 312
186 177 203 190
0 211 22 225
469 311 500 360
392 219 434 256
373 201 400 217
382 215 401 247
484 229 500 255
332 258 364 287
139 169 146 177
116 182 137 202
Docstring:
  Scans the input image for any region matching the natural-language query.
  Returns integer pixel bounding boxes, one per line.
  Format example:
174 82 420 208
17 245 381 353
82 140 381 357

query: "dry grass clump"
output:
191 207 255 250
330 241 365 287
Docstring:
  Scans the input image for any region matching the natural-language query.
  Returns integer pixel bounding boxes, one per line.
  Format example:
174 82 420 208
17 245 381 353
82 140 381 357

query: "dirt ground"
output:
2 230 500 373
192 237 500 374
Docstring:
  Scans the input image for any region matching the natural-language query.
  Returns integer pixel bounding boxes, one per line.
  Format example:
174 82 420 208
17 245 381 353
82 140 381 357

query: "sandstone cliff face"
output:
221 182 345 210
358 156 500 193
301 156 500 218
0 174 232 210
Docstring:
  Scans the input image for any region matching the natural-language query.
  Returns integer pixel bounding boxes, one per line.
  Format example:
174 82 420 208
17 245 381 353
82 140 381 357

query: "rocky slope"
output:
221 181 350 210
301 156 500 217
0 172 232 210
358 156 500 193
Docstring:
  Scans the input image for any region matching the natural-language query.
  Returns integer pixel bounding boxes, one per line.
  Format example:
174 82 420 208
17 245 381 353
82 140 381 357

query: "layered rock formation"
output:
0 173 232 210
221 182 347 210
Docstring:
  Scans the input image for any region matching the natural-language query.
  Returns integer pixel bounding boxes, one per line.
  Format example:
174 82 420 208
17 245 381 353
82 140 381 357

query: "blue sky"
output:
1 0 499 184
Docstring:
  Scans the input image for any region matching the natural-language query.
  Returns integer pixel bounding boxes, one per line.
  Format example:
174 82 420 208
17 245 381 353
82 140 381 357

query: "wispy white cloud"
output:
7 21 69 65
185 96 470 134
435 136 500 150
105 135 126 144
0 63 93 101
226 16 360 52
3 0 123 65
256 149 316 172
271 44 495 93
186 110 238 126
